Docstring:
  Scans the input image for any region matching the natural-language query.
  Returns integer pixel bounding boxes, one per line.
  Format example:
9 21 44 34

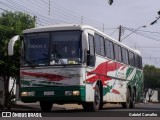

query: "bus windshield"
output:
23 31 82 66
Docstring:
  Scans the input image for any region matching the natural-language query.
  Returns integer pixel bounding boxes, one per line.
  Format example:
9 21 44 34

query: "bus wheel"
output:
130 90 136 108
121 88 131 109
40 101 53 112
99 102 104 110
82 85 100 111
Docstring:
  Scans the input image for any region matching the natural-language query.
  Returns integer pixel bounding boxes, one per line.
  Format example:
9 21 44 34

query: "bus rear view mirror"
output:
8 35 20 56
82 31 89 51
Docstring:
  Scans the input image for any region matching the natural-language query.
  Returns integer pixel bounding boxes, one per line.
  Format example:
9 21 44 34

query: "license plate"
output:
44 91 54 95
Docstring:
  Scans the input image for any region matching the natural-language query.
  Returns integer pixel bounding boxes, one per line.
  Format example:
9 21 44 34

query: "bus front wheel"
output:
121 88 131 109
130 90 136 108
82 85 101 111
40 101 53 112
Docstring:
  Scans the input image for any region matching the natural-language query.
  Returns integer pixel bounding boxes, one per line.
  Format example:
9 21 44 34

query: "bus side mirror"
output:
82 50 87 64
8 35 20 56
82 31 89 51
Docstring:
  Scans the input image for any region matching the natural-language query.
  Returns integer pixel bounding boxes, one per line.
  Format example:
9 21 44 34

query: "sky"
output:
0 0 160 67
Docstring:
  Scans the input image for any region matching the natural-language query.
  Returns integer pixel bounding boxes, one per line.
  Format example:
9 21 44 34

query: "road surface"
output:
1 102 160 118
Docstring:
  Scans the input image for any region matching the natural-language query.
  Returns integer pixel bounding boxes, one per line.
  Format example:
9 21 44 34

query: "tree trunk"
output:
4 75 10 109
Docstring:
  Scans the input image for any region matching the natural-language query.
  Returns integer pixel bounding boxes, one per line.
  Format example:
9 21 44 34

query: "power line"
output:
109 28 118 36
130 46 160 48
125 27 160 35
1 0 59 25
125 28 160 42
1 0 117 31
125 27 160 38
40 0 116 30
34 0 80 23
134 31 160 42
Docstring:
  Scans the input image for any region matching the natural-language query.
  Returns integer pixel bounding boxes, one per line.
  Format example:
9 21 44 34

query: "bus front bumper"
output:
20 86 85 103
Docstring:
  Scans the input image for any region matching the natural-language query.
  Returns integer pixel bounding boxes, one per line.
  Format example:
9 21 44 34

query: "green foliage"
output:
0 11 35 78
0 11 35 108
143 64 160 89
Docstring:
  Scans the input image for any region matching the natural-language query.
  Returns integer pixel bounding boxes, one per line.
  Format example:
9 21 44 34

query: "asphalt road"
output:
1 102 160 118
2 101 160 111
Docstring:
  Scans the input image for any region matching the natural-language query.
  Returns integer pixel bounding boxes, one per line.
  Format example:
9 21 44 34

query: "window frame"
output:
88 34 95 56
129 51 135 67
94 33 105 56
122 47 129 65
114 43 122 62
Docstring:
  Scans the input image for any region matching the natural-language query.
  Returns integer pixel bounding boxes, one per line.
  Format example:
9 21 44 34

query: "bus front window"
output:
22 31 82 66
50 31 82 65
23 33 50 66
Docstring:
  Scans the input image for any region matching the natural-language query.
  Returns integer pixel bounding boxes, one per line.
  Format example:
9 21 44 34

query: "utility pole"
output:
33 15 37 26
118 25 122 42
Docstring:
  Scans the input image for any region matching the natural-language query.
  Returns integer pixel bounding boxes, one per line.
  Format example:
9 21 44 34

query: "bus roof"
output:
23 24 141 56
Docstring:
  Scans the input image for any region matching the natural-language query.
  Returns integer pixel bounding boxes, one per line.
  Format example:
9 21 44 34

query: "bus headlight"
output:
65 91 80 96
73 91 80 96
21 92 35 96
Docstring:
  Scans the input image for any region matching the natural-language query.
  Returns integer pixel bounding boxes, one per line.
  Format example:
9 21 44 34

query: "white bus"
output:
8 24 143 111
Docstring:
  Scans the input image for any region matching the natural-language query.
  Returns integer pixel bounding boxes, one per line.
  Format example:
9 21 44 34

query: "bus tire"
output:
99 84 103 110
130 90 136 108
121 88 131 109
99 102 103 110
82 85 100 111
40 101 53 112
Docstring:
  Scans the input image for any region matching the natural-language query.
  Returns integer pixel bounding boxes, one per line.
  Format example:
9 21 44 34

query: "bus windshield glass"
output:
23 31 82 66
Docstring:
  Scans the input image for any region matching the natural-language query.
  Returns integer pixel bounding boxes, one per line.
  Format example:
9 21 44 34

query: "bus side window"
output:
88 34 95 67
114 44 122 62
139 56 142 69
105 39 114 60
100 36 105 56
135 54 138 68
109 41 114 60
118 45 122 62
105 39 111 58
137 55 142 69
95 34 100 55
129 51 135 67
95 33 105 56
122 47 129 64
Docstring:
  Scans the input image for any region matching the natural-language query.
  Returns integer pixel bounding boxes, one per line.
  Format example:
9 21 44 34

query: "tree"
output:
0 11 35 109
143 65 160 101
